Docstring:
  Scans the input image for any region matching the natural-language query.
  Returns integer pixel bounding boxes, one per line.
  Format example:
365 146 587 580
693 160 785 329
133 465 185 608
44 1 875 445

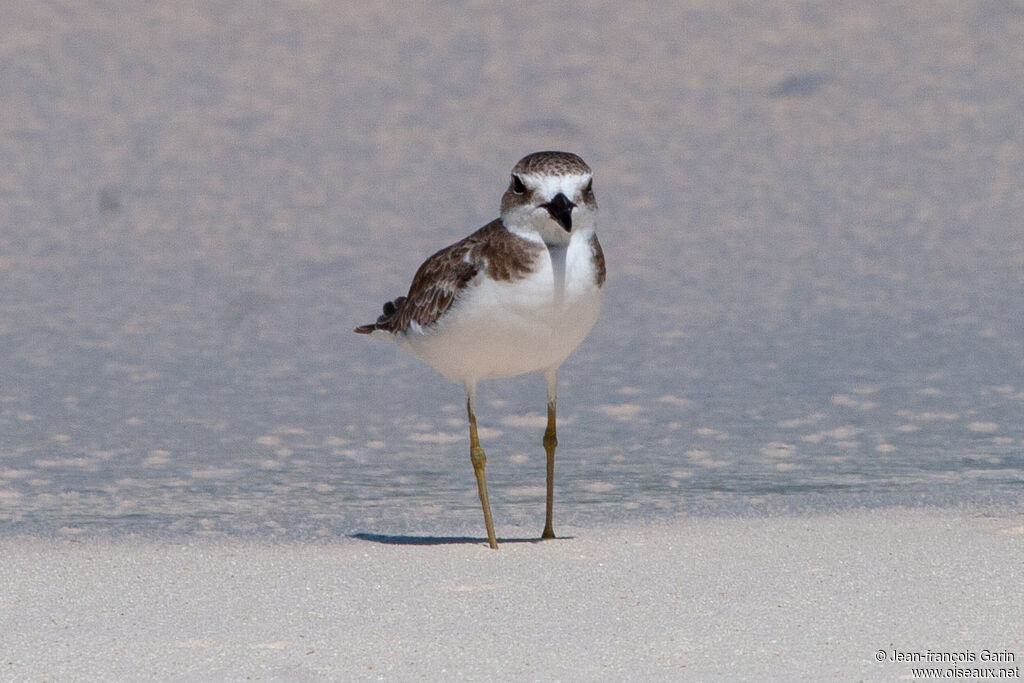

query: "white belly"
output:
398 240 603 388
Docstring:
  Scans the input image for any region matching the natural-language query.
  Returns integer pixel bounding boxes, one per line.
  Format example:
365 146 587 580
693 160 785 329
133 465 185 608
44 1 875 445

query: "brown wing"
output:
354 219 541 335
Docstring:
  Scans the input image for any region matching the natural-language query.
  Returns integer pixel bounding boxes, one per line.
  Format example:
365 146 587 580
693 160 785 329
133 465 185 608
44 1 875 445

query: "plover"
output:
355 151 605 549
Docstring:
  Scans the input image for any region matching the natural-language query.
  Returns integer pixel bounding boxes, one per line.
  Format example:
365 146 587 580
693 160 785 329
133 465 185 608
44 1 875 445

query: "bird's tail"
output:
354 296 407 335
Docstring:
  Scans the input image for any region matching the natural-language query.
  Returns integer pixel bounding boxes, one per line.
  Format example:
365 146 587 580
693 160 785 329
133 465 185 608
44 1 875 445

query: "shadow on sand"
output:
349 532 573 546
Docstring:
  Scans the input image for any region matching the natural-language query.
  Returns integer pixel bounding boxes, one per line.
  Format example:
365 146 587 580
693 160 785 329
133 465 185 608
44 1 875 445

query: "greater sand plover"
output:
355 151 605 549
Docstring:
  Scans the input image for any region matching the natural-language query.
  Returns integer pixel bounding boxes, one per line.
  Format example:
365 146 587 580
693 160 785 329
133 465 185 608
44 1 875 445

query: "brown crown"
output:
512 151 591 176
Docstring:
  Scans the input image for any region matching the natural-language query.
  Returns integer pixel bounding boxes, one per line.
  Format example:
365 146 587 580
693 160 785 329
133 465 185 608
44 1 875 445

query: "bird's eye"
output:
511 174 526 195
584 179 594 195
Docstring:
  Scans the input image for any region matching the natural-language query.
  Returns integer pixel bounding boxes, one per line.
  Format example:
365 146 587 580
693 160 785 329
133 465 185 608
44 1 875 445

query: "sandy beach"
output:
3 1 1023 679
3 509 1021 681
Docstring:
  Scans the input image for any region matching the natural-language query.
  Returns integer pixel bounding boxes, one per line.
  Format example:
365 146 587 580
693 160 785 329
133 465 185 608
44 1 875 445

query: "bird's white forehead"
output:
519 172 591 201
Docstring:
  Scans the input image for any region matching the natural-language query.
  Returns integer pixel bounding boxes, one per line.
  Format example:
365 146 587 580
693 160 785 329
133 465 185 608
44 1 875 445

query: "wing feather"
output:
354 219 540 335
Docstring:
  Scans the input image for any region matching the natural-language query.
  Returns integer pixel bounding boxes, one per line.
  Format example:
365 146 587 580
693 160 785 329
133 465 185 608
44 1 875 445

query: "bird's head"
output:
500 151 597 246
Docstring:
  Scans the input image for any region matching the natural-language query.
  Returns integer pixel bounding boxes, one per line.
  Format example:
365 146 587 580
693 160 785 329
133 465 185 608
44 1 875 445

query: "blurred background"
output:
1 1 1022 538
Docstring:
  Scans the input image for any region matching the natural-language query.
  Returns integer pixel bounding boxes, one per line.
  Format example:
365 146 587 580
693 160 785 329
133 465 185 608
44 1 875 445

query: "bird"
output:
355 151 605 549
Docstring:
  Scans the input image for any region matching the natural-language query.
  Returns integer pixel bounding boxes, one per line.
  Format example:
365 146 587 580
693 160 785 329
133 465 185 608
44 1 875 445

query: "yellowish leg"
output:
542 399 557 540
468 398 498 549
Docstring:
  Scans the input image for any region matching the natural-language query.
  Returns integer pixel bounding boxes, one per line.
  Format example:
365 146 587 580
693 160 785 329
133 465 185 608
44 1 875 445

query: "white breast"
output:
398 232 603 389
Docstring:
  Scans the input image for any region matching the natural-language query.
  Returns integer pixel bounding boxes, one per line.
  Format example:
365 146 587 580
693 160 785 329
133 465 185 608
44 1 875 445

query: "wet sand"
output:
2 2 1023 679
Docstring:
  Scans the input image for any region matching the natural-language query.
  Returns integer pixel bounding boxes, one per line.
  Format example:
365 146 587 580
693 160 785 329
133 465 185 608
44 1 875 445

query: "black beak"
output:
544 193 575 232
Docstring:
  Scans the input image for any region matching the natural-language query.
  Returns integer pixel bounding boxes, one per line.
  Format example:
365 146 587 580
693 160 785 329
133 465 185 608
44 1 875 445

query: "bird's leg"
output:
542 369 558 540
467 395 498 549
